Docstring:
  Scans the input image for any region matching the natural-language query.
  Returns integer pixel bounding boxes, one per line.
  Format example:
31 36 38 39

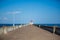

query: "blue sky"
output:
0 0 60 24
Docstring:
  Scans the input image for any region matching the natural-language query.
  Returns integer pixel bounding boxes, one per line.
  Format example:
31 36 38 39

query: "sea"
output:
0 24 60 27
0 24 21 27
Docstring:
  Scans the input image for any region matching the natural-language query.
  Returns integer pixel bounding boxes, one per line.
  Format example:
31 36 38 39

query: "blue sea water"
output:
0 24 60 27
0 24 21 27
40 24 60 27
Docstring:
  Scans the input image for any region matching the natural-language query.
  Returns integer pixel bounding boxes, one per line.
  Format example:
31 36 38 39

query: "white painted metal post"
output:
39 25 40 28
3 26 7 34
53 26 56 40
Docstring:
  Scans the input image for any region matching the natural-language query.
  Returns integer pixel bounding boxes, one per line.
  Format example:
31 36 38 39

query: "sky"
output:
0 0 60 24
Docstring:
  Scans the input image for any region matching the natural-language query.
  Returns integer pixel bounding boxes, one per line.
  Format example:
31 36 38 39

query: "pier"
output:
0 25 60 40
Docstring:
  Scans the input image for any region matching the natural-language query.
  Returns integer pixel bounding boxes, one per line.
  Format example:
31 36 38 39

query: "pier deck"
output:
0 25 60 40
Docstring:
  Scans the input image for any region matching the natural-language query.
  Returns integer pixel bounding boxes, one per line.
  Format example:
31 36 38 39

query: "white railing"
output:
0 25 20 34
0 24 29 34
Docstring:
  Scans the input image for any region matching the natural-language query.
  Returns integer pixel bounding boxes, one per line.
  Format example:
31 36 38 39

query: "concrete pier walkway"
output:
0 25 60 40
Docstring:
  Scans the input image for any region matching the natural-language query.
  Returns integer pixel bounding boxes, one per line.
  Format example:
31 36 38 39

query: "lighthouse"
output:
29 20 33 25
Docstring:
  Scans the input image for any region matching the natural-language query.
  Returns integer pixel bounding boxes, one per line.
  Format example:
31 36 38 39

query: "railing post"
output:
3 26 7 34
13 26 16 30
53 26 56 34
39 25 40 28
53 26 56 40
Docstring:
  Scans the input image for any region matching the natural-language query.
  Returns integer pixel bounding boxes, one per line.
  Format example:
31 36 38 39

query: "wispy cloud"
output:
3 17 8 20
8 11 22 14
0 17 8 20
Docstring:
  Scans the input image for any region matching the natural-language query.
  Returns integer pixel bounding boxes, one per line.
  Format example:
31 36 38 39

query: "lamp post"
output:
13 13 15 27
8 11 21 27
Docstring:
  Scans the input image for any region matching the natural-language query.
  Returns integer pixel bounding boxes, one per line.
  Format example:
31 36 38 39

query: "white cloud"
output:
3 17 8 20
8 11 22 14
14 11 21 13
